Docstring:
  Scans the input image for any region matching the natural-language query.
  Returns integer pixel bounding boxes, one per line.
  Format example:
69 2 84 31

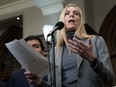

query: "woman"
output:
25 4 114 87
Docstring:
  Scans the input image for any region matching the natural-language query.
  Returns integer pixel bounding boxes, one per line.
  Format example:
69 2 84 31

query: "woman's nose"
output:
70 12 74 17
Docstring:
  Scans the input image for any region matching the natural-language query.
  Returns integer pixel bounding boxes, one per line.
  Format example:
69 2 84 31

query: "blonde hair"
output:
56 4 91 55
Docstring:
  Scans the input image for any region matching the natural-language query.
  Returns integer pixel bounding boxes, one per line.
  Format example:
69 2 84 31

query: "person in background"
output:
7 35 46 87
0 80 6 87
25 4 115 87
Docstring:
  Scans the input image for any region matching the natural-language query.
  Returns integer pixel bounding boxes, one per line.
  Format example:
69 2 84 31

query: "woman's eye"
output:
74 12 79 15
65 13 69 15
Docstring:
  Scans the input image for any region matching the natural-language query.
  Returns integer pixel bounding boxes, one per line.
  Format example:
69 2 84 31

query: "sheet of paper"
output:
5 39 49 80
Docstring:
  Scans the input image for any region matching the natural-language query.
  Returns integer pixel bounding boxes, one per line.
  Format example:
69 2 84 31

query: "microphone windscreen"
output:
55 21 64 30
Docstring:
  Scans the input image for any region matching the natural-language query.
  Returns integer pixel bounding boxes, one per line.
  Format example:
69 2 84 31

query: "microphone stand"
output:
51 34 56 87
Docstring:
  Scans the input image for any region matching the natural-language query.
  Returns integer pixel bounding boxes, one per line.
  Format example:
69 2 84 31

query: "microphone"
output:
47 21 64 37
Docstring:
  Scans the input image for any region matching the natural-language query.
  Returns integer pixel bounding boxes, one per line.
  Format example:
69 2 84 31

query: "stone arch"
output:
99 5 116 86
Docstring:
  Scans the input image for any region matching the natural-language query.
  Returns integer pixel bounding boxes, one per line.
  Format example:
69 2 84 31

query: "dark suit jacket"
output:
7 69 38 87
0 80 6 87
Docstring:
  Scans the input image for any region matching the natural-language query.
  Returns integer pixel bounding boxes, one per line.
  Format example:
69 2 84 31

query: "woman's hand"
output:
68 37 95 62
24 71 41 85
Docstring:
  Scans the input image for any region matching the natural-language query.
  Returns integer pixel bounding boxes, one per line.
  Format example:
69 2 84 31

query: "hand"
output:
68 37 95 62
24 71 41 84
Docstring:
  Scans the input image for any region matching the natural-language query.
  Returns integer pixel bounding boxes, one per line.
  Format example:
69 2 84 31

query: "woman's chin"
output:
66 28 76 31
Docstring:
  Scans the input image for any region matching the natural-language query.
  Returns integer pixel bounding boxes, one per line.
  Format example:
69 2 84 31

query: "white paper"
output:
5 39 49 80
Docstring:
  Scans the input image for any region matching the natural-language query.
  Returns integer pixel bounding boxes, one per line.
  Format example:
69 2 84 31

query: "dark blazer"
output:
0 80 6 87
7 69 38 87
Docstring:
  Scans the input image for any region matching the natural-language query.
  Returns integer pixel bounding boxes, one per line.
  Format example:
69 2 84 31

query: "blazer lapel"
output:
77 55 83 70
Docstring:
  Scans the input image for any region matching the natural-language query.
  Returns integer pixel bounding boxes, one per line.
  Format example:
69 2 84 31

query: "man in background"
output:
7 35 46 87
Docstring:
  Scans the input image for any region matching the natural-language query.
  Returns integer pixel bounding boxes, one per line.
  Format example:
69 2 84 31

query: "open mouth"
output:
68 19 75 23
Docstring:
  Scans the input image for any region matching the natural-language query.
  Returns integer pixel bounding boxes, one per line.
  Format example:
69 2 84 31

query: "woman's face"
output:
64 6 81 31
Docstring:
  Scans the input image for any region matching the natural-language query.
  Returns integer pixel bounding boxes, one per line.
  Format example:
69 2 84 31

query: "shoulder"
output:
10 69 26 80
91 35 108 50
91 35 105 43
12 69 25 75
91 35 103 40
90 35 108 49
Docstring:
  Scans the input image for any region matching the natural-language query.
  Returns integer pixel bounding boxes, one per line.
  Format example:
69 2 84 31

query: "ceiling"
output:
0 0 20 6
0 0 29 8
0 0 28 30
0 15 23 30
0 0 64 30
0 0 73 30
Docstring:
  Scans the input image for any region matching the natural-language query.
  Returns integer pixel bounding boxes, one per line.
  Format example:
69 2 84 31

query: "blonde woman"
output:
25 4 114 87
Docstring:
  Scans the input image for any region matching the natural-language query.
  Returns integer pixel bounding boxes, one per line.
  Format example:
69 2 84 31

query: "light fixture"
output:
16 17 20 20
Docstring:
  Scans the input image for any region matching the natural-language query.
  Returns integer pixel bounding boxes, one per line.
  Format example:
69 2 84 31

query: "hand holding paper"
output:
5 39 49 81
